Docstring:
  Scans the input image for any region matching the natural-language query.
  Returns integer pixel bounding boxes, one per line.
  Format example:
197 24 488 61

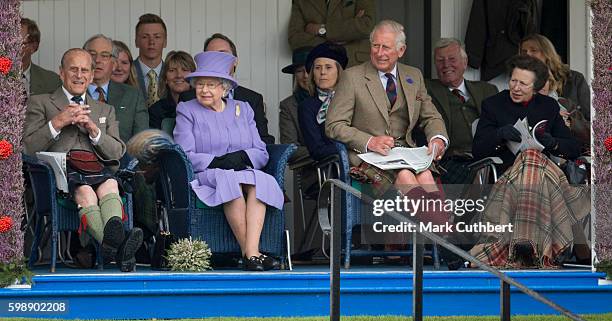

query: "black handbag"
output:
561 160 587 185
151 201 176 270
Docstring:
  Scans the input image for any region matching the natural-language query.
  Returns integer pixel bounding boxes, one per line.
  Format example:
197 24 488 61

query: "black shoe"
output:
243 256 264 272
446 259 464 271
72 244 96 269
101 217 125 264
116 228 143 272
259 254 280 271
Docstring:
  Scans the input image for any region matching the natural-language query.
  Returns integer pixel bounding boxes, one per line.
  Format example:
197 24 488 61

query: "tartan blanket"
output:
470 149 590 268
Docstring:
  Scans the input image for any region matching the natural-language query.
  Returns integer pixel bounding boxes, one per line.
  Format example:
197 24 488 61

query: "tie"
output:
451 88 465 103
96 86 106 103
146 69 159 107
71 95 83 105
385 73 397 106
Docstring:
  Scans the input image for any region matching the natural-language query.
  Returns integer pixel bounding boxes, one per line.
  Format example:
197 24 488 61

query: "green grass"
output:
4 315 612 321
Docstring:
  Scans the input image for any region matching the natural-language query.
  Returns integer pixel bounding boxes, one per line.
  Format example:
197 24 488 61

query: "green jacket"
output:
29 63 61 96
106 80 149 143
425 78 498 157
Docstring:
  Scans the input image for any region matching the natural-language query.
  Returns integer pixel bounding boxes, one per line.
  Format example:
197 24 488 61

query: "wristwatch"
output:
318 24 327 37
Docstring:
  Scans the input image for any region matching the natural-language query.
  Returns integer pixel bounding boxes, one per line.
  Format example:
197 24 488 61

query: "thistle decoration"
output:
166 237 212 272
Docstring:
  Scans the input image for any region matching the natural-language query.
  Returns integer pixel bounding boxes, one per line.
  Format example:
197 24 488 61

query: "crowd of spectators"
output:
21 2 591 272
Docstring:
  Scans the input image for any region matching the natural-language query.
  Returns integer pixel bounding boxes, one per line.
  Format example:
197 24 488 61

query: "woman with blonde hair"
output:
149 51 196 129
519 34 590 120
111 40 140 89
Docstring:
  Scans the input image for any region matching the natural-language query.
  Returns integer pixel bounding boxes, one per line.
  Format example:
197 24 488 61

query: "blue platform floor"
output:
1 263 611 319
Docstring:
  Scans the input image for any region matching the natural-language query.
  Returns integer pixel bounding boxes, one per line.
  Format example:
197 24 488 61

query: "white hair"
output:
83 34 119 59
369 20 406 50
433 38 468 60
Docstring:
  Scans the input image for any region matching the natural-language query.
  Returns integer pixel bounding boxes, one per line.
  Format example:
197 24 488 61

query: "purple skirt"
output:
191 168 284 210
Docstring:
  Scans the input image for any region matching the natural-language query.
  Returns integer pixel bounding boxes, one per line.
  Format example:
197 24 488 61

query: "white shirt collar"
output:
138 58 163 78
448 79 469 101
62 86 86 104
377 64 398 81
23 63 31 82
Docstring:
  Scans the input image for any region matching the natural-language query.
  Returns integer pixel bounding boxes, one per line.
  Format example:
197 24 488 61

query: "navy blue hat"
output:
282 46 312 74
305 42 348 73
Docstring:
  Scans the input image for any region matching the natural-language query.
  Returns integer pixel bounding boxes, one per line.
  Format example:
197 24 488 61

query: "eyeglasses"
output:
88 51 114 61
509 79 534 90
195 82 222 90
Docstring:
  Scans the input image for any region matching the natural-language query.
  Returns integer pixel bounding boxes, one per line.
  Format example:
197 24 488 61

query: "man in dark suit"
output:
133 13 167 107
23 48 143 272
179 33 275 144
83 34 148 143
426 38 498 184
20 18 61 97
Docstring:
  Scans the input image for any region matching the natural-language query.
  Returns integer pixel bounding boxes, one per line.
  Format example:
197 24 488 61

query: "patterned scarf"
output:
316 88 334 124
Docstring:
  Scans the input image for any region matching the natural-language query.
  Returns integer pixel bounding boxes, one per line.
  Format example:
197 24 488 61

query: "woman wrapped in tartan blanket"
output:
470 55 590 268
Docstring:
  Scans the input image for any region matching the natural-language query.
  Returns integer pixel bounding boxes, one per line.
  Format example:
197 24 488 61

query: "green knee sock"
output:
79 205 104 243
99 193 123 226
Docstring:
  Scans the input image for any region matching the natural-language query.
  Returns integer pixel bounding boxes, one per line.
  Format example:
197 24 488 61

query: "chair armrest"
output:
22 153 44 167
116 157 140 193
314 154 340 170
467 157 502 171
264 144 297 187
333 141 351 183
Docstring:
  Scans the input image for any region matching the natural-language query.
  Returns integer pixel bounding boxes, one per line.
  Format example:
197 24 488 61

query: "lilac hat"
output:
185 51 238 88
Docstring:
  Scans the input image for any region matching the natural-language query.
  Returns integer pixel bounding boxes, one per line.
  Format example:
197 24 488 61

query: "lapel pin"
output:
235 103 240 117
99 117 106 124
405 76 414 84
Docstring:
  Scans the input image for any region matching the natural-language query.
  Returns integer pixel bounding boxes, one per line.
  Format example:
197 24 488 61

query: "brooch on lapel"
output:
405 76 414 84
235 103 240 117
99 117 106 124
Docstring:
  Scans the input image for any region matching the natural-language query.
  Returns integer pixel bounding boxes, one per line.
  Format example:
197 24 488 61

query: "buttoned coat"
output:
426 78 498 156
106 80 149 142
24 87 125 164
325 61 447 166
288 0 375 68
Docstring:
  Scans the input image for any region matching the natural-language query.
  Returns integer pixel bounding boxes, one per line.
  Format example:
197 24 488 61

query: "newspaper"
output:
357 145 436 173
36 152 68 193
507 118 547 155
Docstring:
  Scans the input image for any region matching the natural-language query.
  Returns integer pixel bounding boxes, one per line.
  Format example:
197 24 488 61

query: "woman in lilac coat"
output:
174 51 283 271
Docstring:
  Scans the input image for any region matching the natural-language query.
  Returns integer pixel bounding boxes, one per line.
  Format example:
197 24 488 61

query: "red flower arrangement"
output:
0 216 13 233
0 56 12 75
0 139 13 159
605 136 612 152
